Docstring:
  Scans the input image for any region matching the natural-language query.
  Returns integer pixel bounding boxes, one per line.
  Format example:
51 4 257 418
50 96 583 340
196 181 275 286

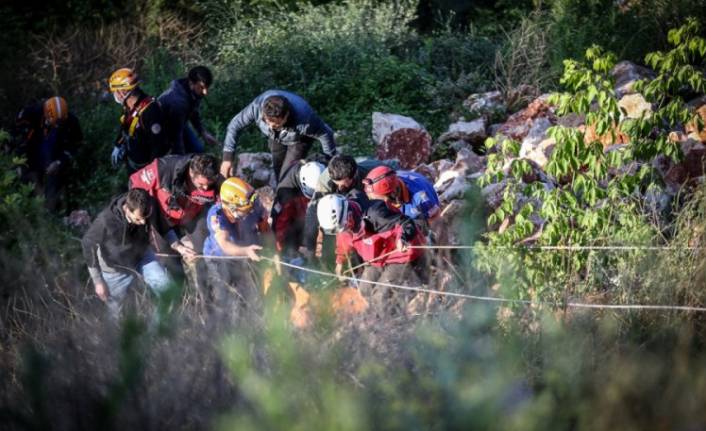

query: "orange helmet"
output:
43 96 68 127
363 165 398 196
108 68 140 92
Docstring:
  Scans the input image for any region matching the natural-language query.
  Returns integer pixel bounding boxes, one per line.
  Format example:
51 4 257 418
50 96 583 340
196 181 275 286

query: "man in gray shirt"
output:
220 89 337 181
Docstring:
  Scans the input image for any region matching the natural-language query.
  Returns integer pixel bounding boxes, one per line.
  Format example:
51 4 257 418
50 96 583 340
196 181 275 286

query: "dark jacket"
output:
271 161 308 252
158 78 205 155
14 102 82 172
82 194 157 272
129 154 221 234
223 89 336 161
116 93 169 170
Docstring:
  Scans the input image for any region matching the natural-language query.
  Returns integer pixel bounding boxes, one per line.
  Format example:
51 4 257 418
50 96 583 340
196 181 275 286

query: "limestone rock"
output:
611 60 655 98
236 152 275 188
496 98 556 141
372 112 432 169
618 93 652 119
463 90 506 116
438 118 487 145
685 104 706 142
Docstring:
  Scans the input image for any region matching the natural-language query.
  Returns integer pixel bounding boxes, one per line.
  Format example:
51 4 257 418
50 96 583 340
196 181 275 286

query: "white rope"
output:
410 245 702 251
155 253 248 260
258 257 706 313
154 251 706 313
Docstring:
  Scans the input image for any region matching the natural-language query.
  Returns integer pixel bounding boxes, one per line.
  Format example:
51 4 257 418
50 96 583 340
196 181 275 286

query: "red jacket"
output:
129 155 217 231
335 200 424 266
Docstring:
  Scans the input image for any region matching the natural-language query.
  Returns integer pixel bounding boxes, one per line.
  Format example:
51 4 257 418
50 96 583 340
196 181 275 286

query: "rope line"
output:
410 245 702 251
153 252 706 313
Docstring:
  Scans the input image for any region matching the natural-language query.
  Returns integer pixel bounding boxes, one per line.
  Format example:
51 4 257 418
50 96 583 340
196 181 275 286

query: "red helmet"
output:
363 165 398 195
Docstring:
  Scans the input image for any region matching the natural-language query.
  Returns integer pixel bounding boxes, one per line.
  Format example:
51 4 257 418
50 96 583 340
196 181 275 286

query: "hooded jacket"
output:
81 194 157 274
158 78 205 155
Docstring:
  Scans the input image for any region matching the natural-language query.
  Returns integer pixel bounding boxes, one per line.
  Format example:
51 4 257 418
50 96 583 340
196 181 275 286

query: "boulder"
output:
522 137 556 169
433 148 485 198
481 180 509 210
685 104 706 142
439 176 472 203
661 143 706 193
618 93 652 119
236 152 275 188
683 142 706 178
496 98 557 141
431 158 454 174
581 122 630 149
611 60 655 98
454 147 486 176
412 163 437 182
556 113 586 128
437 199 467 245
463 90 506 116
519 117 553 156
437 118 487 145
372 112 432 169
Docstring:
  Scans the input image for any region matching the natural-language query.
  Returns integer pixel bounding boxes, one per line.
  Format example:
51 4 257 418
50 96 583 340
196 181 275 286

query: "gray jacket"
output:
222 89 336 161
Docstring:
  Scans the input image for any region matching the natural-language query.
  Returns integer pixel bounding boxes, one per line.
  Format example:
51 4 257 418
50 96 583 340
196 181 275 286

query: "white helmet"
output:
299 161 325 199
317 194 349 234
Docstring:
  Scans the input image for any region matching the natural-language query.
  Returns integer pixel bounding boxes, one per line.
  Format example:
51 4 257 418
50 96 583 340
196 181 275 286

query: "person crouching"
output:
203 177 269 315
317 194 426 317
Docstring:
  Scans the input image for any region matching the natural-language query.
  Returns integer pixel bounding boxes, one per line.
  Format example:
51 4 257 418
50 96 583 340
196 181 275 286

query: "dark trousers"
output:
205 259 260 318
270 139 313 182
357 261 422 317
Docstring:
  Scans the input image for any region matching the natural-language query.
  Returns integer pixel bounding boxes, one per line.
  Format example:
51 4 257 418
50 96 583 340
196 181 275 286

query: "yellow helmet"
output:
43 96 68 127
108 68 140 92
220 177 257 213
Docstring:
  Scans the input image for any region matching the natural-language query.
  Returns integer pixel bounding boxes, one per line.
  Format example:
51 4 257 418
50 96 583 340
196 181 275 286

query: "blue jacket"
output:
158 78 205 154
222 89 336 161
396 171 441 220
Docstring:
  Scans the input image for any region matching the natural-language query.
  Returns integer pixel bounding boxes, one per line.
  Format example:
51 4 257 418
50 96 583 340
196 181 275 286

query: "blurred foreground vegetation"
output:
2 1 706 430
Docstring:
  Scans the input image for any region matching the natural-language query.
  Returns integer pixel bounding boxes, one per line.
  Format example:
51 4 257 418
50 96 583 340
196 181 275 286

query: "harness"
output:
120 96 154 138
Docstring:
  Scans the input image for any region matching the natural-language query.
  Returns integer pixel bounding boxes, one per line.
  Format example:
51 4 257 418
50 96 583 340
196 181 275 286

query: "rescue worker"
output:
158 65 221 155
81 188 171 319
203 177 269 311
129 153 221 263
13 96 82 211
220 90 337 180
363 166 441 223
301 154 389 259
108 68 169 174
317 194 427 316
271 160 324 259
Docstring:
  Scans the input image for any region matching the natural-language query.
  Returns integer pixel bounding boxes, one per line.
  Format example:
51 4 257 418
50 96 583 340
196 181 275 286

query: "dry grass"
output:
25 13 206 101
494 13 553 112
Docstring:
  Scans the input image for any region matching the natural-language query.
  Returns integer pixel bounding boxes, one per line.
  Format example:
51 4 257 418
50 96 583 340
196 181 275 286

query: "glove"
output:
111 145 126 167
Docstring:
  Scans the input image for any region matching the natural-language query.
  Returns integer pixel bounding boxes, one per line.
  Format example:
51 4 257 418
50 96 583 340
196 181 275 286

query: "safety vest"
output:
120 96 155 138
